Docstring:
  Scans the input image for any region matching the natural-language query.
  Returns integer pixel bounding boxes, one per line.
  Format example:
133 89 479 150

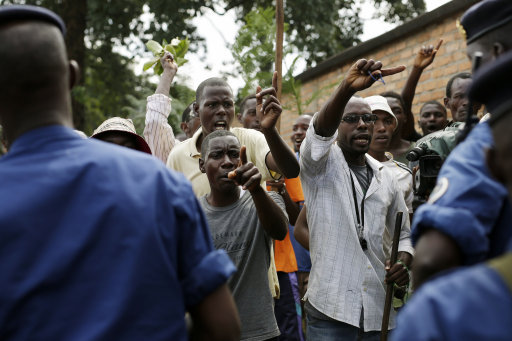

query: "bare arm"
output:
315 60 406 137
189 284 241 341
257 72 300 179
230 146 288 241
268 179 300 225
411 229 462 289
293 205 309 250
401 40 443 138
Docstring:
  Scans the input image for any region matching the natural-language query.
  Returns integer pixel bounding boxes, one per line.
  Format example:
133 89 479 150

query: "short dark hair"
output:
181 102 195 123
446 72 471 98
200 130 239 159
195 77 232 104
420 100 447 115
380 91 406 111
239 94 257 115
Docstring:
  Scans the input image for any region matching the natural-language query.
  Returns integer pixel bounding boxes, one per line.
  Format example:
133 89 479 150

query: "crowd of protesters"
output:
0 1 512 340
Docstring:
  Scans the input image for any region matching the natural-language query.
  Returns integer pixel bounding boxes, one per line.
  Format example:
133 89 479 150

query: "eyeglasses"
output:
341 114 378 124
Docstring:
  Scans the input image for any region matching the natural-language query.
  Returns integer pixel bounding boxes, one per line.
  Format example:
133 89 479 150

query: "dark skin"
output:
238 98 300 224
199 137 287 241
95 131 138 150
0 22 240 341
418 103 447 135
195 72 299 179
237 98 260 131
311 59 412 286
266 178 300 225
386 97 413 158
444 77 481 122
0 22 77 148
368 111 397 162
291 115 312 153
401 40 443 139
337 98 374 166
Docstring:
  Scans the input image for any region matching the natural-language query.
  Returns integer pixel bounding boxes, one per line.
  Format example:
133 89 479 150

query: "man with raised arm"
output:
299 59 413 340
198 130 288 340
0 5 239 340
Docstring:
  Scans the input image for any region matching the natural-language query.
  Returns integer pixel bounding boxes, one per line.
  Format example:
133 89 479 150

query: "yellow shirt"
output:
167 127 281 298
167 127 276 197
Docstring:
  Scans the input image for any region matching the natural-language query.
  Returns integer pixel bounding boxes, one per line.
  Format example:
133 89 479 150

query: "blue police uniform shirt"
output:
0 125 235 341
391 264 512 341
412 121 512 264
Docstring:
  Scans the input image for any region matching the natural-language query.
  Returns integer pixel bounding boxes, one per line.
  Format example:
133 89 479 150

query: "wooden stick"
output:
380 211 403 341
275 0 284 133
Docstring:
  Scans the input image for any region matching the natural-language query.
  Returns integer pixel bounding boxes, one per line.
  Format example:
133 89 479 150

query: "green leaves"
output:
144 37 190 75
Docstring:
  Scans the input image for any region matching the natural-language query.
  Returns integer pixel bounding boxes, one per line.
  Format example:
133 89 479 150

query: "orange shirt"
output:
271 177 304 273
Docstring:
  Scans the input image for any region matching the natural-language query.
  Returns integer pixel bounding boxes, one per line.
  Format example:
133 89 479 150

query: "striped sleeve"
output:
143 94 177 163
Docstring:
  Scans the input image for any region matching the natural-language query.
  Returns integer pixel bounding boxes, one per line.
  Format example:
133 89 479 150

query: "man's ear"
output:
180 122 189 135
486 147 505 184
199 158 206 173
237 113 243 123
443 97 450 111
69 60 80 90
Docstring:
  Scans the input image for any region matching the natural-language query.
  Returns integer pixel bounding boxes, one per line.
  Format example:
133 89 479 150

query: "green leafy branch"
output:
143 37 190 75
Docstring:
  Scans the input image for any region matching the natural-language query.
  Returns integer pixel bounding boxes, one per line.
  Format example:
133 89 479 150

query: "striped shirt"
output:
143 94 177 163
299 114 414 331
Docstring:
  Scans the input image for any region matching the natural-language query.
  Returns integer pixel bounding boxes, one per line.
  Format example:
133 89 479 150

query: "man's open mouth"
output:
214 121 228 130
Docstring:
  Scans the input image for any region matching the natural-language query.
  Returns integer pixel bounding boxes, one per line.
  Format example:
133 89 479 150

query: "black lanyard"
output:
349 168 369 250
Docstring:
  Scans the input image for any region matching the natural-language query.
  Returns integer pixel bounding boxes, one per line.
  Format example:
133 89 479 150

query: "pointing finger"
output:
272 71 278 92
256 86 263 107
240 145 247 166
380 65 406 77
435 39 443 51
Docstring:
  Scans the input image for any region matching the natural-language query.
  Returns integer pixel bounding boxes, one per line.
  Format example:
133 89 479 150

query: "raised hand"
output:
413 39 443 70
256 72 282 131
343 59 406 93
160 51 178 75
228 146 262 192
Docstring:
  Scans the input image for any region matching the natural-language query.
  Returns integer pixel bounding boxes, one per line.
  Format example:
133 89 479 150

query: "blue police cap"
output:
469 51 512 126
0 5 65 36
459 0 512 44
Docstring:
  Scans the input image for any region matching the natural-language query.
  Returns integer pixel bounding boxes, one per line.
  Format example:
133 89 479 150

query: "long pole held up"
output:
275 0 284 133
380 211 403 341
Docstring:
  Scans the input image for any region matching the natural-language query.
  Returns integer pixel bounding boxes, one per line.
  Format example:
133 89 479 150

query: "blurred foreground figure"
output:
392 50 512 341
0 5 239 340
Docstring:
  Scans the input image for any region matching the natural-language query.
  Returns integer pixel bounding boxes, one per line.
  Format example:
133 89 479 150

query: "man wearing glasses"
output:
299 59 414 340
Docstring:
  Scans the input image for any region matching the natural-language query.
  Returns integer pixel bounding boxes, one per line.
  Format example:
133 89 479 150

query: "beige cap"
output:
91 117 151 154
365 95 397 128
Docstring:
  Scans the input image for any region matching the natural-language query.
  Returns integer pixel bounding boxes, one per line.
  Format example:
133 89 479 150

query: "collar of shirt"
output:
5 125 79 157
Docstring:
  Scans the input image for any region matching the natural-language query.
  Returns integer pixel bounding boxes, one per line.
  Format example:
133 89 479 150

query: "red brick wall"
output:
279 7 472 149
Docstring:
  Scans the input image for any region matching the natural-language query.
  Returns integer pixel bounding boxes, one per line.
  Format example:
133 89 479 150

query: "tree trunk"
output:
59 0 87 131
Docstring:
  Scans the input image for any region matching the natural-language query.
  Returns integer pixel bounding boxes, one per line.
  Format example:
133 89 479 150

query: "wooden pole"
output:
275 0 284 133
380 211 403 341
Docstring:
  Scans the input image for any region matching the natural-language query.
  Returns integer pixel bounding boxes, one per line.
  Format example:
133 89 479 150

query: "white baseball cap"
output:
365 95 397 128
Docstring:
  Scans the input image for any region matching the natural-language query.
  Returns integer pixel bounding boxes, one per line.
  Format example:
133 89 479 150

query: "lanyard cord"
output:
349 172 365 231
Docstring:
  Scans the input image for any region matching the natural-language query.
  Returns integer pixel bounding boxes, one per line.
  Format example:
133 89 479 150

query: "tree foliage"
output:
220 0 425 68
0 0 425 133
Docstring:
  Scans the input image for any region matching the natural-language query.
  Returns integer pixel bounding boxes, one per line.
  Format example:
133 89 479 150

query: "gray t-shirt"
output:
199 190 286 341
348 163 373 195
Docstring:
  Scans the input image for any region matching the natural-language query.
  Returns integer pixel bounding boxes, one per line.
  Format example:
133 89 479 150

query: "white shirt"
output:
299 114 414 331
143 94 177 163
382 152 414 213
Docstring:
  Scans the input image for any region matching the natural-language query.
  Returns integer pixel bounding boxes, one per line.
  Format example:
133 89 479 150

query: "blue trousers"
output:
305 301 380 341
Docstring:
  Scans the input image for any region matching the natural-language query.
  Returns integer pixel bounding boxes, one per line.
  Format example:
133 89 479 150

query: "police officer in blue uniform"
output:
392 45 512 341
411 0 512 288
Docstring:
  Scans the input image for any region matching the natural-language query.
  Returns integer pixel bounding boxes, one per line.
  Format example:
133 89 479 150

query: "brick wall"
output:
279 0 477 149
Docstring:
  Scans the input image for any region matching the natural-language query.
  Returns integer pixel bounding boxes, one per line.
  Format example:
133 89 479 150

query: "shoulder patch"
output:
393 160 412 174
428 177 449 204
